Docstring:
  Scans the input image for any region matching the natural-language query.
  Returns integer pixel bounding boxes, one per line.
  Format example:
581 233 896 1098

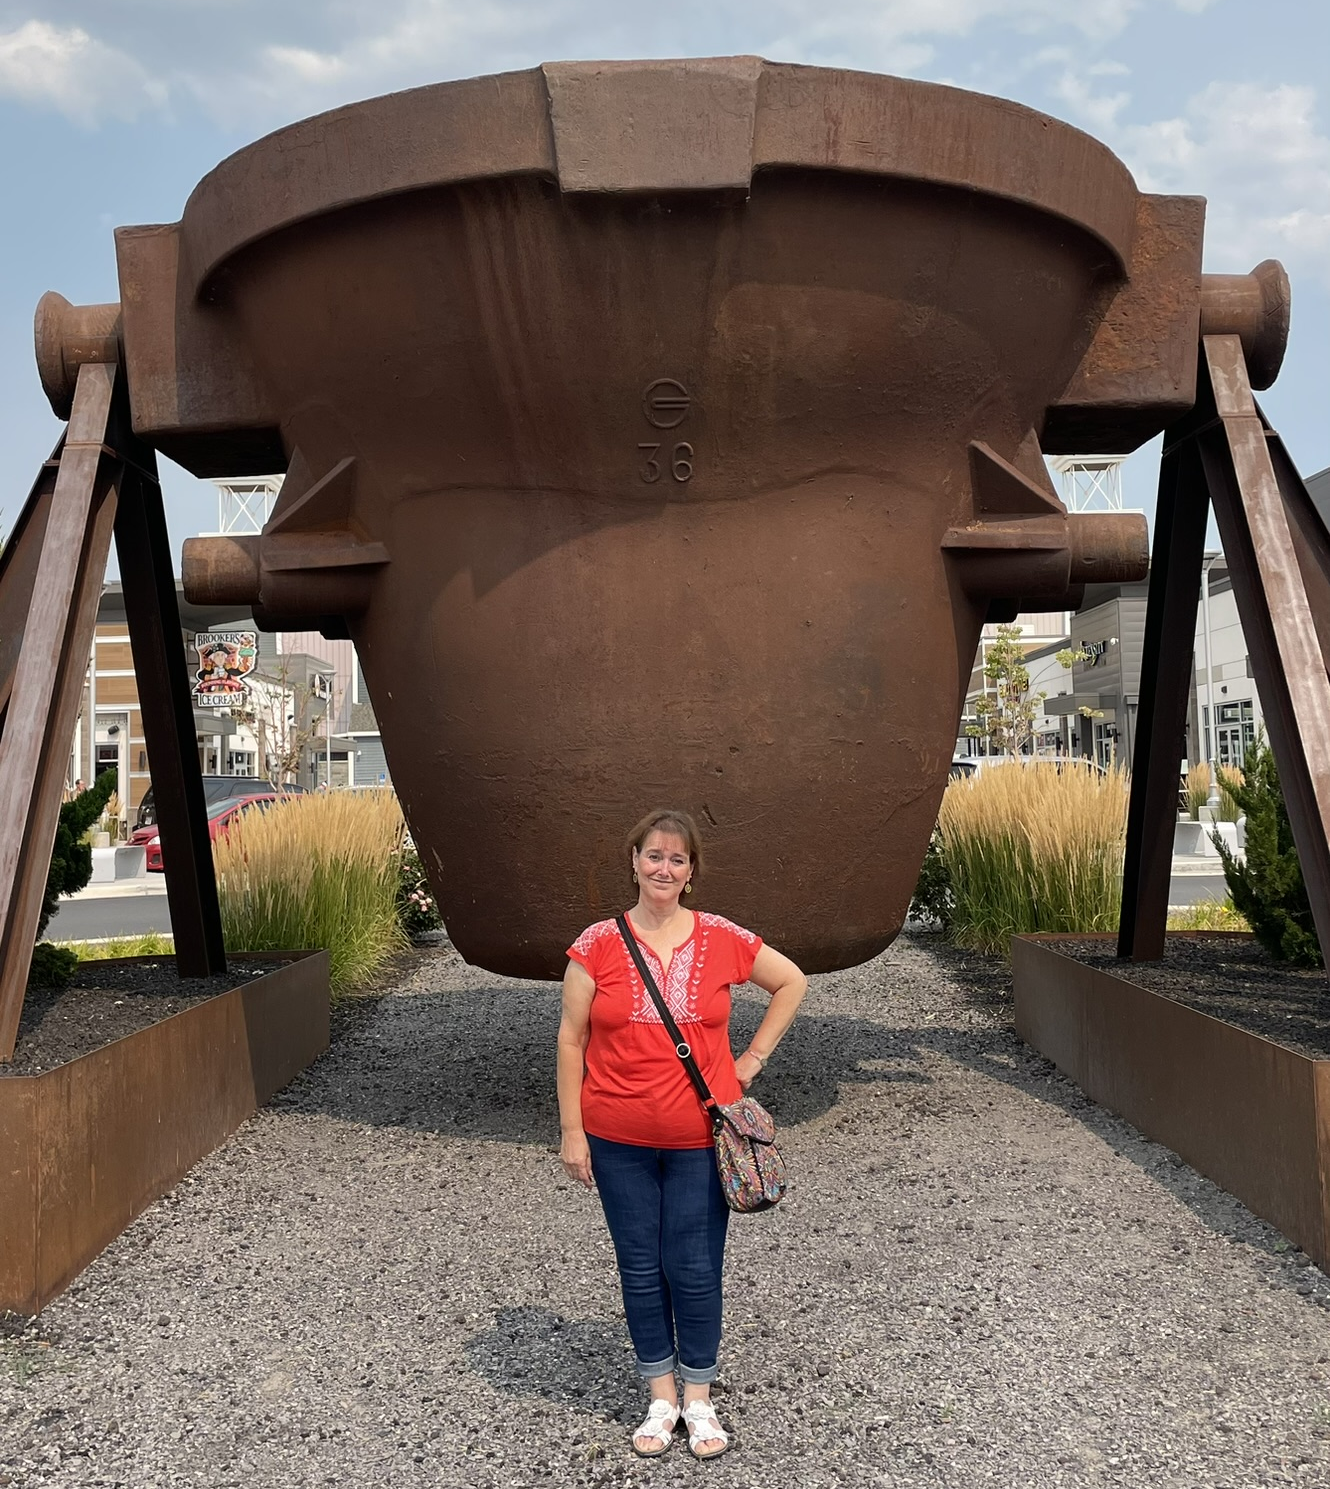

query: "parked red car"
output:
135 793 281 872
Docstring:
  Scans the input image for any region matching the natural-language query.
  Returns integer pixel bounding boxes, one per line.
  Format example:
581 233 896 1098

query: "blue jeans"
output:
587 1135 730 1385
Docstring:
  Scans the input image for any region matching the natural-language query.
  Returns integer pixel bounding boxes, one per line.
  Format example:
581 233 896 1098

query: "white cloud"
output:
0 0 1159 128
0 18 163 123
1119 82 1330 287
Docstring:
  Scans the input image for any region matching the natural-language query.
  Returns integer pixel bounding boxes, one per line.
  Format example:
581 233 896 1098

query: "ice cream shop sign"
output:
193 632 257 707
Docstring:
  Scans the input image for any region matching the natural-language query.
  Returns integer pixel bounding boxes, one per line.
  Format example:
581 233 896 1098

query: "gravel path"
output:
3 931 1330 1487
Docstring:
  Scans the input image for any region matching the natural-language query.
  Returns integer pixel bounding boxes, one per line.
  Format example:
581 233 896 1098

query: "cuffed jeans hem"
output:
636 1353 677 1380
679 1360 720 1385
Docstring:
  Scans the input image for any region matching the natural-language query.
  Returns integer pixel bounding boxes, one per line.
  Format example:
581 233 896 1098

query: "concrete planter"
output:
0 951 329 1315
1013 932 1330 1268
89 845 148 881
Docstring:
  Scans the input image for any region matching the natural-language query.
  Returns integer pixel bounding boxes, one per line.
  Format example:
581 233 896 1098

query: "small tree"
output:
234 656 336 787
966 625 1043 756
1214 737 1322 967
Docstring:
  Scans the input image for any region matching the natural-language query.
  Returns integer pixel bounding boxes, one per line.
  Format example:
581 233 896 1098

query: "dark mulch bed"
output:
3 958 285 1077
1057 933 1330 1060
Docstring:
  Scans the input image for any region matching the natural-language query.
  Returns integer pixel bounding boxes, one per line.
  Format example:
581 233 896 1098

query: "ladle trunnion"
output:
18 59 1294 990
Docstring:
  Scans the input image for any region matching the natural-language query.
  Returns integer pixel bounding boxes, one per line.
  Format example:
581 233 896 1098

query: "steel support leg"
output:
0 445 62 728
1196 334 1330 963
113 454 226 979
1118 411 1211 959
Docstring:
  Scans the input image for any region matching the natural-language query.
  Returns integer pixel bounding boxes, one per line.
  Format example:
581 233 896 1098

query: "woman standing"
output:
558 808 807 1459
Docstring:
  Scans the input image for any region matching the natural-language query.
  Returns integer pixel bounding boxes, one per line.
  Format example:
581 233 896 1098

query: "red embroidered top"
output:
567 911 763 1149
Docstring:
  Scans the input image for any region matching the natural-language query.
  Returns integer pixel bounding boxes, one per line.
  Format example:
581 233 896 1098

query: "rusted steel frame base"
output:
1197 335 1330 964
113 455 226 978
0 364 123 1060
0 951 329 1317
1014 933 1330 1266
1118 412 1211 960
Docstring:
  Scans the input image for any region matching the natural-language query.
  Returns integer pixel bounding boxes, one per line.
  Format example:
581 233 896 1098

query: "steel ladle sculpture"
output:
0 60 1311 1053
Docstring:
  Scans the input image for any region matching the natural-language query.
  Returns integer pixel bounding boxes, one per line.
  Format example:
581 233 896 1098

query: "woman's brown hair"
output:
625 808 705 883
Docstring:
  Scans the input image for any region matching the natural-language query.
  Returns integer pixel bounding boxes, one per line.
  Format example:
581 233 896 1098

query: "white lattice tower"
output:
1049 455 1127 512
214 476 281 535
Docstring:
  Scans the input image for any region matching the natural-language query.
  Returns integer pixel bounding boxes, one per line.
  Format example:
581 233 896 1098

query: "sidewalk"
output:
1171 851 1233 877
67 877 166 900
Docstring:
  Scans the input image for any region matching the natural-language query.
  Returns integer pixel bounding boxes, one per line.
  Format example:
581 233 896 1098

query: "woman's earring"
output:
633 871 638 883
685 881 693 895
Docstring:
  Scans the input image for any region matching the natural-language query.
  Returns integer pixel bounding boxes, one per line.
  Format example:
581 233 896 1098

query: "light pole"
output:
1201 552 1221 809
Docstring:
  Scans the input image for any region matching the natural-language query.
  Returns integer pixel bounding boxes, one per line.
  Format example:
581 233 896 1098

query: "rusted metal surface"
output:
1198 260 1290 390
1263 419 1330 680
129 60 1172 978
0 444 61 727
1198 335 1330 964
1118 404 1211 960
0 952 328 1317
0 364 123 1060
22 60 1295 979
33 292 122 419
114 455 227 978
1043 194 1205 455
1014 934 1330 1269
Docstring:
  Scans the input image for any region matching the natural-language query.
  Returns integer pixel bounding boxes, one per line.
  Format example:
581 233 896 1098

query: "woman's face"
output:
633 830 692 906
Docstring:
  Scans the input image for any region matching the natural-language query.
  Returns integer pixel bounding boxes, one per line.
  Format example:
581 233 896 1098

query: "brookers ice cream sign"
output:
193 632 257 707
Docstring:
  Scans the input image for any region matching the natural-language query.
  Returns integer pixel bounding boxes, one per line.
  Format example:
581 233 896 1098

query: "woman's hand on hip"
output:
560 1131 594 1189
734 1051 763 1091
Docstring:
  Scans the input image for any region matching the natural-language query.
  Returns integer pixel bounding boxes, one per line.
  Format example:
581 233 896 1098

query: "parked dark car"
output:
134 776 304 829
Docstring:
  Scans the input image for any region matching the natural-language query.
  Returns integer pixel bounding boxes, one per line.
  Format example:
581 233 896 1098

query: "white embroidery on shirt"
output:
628 934 701 1026
570 919 618 959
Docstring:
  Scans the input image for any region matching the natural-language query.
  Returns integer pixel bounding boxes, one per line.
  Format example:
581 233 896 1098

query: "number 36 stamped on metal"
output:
639 378 694 485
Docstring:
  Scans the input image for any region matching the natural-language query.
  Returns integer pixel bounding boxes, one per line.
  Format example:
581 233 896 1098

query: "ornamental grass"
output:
938 761 1129 954
1166 899 1250 932
1185 763 1211 820
1186 761 1244 822
214 789 408 998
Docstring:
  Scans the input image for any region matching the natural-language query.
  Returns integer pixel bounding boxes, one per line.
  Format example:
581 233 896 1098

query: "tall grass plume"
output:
938 762 1128 955
215 790 408 997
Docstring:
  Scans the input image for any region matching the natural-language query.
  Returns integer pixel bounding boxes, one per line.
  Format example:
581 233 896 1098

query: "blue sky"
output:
1 0 1326 558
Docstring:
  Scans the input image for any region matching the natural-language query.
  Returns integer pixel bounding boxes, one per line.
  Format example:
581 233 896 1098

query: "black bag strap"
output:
615 914 720 1126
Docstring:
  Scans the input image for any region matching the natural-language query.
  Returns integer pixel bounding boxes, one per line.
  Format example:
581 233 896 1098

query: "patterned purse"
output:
615 915 787 1213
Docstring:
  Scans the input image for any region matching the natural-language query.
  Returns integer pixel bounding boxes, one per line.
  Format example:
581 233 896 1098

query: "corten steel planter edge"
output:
0 950 329 1316
1013 932 1330 1269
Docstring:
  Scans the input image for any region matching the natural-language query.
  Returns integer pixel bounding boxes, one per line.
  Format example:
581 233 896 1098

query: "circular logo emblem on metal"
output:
643 378 690 429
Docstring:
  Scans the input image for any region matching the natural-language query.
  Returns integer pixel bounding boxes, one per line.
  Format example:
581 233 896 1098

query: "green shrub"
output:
1215 739 1321 966
28 942 79 988
396 845 443 936
28 771 118 988
214 790 408 998
38 771 117 942
909 829 953 930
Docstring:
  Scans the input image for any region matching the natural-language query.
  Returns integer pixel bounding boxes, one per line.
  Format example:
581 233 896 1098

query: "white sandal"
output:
631 1397 680 1458
682 1398 730 1460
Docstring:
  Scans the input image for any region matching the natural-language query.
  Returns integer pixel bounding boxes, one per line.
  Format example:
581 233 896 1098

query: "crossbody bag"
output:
614 914 787 1213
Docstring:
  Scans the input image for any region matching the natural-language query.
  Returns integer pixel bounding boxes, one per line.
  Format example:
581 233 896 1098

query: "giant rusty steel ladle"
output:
0 60 1317 1061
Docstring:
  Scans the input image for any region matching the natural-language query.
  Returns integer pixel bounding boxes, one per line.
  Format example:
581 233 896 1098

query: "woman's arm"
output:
557 959 596 1187
734 944 808 1091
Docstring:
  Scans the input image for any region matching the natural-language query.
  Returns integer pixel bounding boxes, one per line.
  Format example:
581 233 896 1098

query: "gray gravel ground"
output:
4 930 1330 1487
